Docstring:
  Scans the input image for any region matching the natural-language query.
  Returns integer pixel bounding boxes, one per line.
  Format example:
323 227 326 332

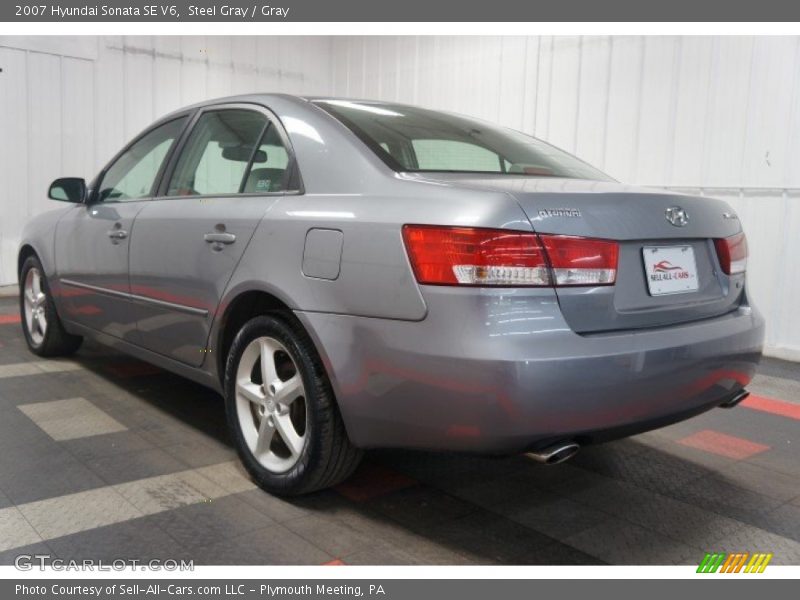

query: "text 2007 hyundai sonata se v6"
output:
19 95 764 495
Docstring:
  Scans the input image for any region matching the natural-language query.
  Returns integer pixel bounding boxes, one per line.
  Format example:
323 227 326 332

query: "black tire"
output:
224 313 363 495
19 255 83 357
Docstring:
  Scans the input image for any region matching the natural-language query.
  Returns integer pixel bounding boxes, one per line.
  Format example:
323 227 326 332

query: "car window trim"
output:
154 102 304 200
237 121 272 194
90 111 195 204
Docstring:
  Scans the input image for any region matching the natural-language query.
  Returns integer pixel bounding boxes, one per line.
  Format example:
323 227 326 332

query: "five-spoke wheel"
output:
235 336 307 473
22 267 48 346
19 255 82 357
224 314 362 495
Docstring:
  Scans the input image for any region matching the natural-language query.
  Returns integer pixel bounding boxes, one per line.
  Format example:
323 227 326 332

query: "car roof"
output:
159 94 418 120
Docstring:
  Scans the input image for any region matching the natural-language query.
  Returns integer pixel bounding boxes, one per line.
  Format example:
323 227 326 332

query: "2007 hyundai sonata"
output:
19 94 764 495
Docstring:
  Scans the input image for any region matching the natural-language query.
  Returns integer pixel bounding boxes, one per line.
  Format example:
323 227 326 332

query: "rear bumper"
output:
297 287 765 453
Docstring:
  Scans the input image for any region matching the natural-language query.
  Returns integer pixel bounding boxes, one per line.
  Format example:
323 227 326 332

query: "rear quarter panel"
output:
218 96 534 322
226 182 531 320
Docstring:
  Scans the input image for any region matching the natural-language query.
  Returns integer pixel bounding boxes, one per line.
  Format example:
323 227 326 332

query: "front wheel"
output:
19 255 82 357
224 314 362 495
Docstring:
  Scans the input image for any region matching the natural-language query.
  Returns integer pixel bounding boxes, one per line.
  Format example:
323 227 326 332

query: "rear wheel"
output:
224 314 362 495
19 255 82 357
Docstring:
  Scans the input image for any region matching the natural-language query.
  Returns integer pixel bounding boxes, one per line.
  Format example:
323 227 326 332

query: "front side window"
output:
314 100 612 181
167 109 268 196
98 117 186 202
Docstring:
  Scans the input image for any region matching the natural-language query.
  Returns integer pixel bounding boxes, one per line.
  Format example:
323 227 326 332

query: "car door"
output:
54 115 189 341
128 104 299 366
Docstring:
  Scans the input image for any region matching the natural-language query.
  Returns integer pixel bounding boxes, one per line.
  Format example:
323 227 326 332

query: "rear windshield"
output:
314 100 612 181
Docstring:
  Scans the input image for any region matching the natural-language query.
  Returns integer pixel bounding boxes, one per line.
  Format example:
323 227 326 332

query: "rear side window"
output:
167 109 268 196
98 117 186 202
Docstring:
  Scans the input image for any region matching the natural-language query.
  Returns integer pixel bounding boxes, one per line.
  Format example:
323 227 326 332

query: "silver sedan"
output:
18 95 764 494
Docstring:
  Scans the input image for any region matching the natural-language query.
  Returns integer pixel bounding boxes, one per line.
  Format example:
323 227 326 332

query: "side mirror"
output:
48 177 87 203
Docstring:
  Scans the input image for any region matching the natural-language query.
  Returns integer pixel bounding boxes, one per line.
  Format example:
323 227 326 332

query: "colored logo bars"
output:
697 552 773 573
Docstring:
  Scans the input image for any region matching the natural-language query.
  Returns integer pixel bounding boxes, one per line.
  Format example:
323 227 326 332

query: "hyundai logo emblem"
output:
665 206 689 227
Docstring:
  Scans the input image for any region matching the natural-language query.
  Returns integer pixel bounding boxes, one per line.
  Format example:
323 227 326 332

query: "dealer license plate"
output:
642 245 700 296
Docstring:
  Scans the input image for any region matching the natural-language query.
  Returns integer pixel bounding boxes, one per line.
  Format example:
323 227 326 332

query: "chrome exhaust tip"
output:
526 442 580 465
720 389 750 409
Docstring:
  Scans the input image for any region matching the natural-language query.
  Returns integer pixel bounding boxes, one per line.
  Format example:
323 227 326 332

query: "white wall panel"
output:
123 36 156 139
61 58 94 178
775 193 800 355
153 37 183 116
741 37 799 188
0 47 28 285
26 52 62 221
547 36 581 153
702 38 753 187
230 37 258 95
604 37 645 180
497 37 527 131
205 37 234 100
635 36 678 184
93 36 125 171
574 36 609 167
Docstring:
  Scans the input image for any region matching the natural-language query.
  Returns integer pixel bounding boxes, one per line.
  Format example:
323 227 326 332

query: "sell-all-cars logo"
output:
650 260 691 282
697 552 773 573
653 260 682 273
665 206 690 227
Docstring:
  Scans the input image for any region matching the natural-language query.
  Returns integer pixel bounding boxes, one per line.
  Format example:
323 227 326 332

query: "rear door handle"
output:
107 229 128 240
204 232 236 245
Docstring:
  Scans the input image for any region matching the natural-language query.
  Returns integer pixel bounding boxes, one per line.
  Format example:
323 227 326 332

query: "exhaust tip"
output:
526 442 580 465
720 389 750 409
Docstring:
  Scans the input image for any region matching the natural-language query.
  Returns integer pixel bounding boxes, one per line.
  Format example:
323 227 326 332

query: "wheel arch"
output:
213 286 356 438
215 287 299 387
17 244 40 277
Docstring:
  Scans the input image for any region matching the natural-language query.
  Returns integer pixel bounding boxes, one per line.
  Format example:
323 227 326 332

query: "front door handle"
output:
204 232 236 245
107 229 128 240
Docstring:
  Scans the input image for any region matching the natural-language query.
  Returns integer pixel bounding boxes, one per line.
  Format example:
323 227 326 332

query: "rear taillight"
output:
402 225 618 287
540 235 619 286
401 225 550 286
714 232 748 275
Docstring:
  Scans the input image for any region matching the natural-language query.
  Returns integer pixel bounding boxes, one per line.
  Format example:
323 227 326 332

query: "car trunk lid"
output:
405 174 746 333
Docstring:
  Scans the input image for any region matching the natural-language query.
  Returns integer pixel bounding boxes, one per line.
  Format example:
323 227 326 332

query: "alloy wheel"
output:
235 336 308 473
23 267 47 346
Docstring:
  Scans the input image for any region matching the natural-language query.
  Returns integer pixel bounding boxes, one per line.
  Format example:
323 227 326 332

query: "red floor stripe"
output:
677 429 770 460
323 559 346 566
0 314 20 325
742 394 800 421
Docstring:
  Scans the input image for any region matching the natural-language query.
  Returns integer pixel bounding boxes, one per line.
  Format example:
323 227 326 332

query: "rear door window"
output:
166 109 268 196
